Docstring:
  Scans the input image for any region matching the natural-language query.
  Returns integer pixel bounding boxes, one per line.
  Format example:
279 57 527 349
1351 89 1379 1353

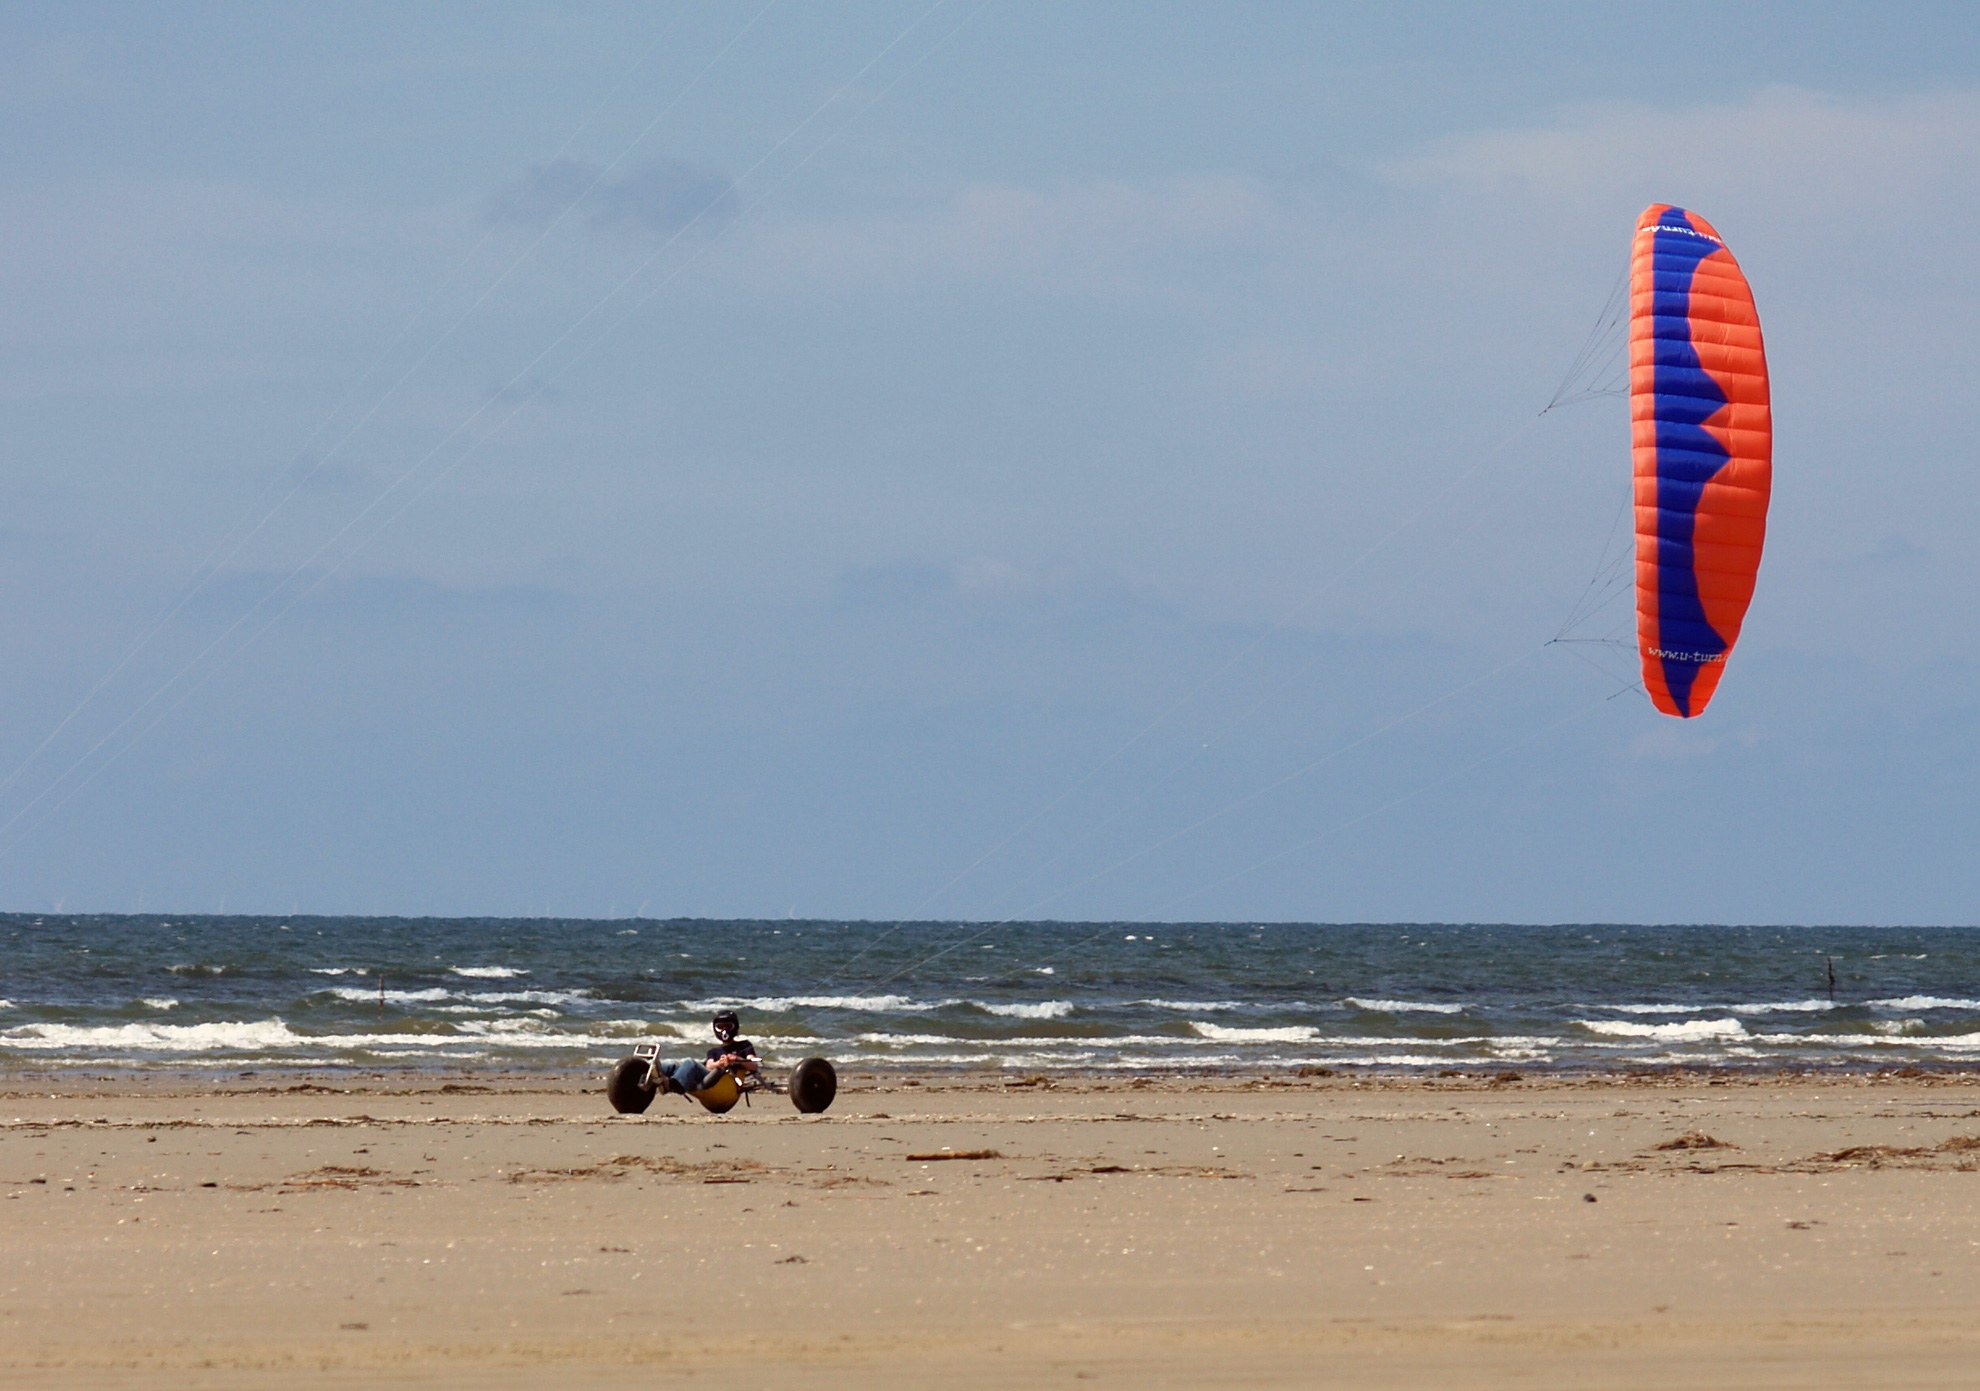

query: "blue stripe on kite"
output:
1648 213 1731 716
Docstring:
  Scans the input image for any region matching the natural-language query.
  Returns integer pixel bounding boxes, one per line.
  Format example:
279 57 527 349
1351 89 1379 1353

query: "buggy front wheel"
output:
788 1057 837 1114
606 1056 657 1114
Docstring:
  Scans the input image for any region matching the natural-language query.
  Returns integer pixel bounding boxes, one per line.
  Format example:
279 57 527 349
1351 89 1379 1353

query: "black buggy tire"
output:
606 1057 657 1114
789 1057 837 1114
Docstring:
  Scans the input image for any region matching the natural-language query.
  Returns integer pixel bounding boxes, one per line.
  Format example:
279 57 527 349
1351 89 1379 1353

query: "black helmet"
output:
712 1009 740 1042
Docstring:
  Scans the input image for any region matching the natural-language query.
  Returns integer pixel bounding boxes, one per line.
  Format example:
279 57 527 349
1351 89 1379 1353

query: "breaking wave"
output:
1577 1017 1748 1042
1189 1022 1320 1044
1346 998 1464 1015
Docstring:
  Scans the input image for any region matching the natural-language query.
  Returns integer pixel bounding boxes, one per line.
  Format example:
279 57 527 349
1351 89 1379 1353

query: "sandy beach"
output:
5 1068 1980 1388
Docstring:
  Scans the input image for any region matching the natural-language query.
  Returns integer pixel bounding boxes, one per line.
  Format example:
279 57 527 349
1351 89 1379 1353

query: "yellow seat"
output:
691 1070 742 1114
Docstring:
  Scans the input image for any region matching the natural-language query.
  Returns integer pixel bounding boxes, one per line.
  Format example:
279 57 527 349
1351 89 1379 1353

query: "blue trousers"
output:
660 1059 713 1092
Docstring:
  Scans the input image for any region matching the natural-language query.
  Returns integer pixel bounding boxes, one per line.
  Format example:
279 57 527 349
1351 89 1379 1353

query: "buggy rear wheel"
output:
606 1056 657 1114
789 1057 837 1114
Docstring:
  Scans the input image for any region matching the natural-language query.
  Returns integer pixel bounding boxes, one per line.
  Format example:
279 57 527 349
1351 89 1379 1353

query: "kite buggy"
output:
606 1009 837 1115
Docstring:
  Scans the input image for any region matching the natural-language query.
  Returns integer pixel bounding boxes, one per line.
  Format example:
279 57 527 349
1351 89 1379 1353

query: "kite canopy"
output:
1630 205 1771 718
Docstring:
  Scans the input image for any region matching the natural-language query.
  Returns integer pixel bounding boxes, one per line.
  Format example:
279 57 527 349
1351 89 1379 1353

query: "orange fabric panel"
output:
1630 205 1772 718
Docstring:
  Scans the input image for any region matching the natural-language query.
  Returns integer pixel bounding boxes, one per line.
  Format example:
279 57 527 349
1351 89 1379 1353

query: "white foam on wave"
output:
1330 1054 1467 1068
453 1018 567 1036
450 966 528 979
321 985 589 1010
1487 1034 1571 1056
1796 1031 1980 1050
854 1032 1180 1049
465 990 589 1008
0 1017 697 1056
140 998 178 1011
1190 1022 1320 1043
326 986 453 1004
1871 996 1980 1012
4 1018 312 1052
1135 999 1241 1013
975 1000 1073 1020
687 995 936 1013
1346 998 1464 1015
309 968 358 976
1601 1000 1834 1016
0 1000 14 1010
1578 1017 1747 1042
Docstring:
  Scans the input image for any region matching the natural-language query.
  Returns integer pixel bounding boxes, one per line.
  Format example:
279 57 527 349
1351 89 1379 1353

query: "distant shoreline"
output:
8 1061 1980 1090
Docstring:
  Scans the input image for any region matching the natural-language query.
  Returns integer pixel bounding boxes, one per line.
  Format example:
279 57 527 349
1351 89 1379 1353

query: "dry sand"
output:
5 1068 1980 1387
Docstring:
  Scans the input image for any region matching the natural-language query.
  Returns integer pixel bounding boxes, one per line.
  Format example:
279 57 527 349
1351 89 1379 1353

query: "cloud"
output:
285 455 375 496
834 558 1102 611
485 157 739 240
1381 87 1980 270
195 571 571 620
1630 725 1719 763
0 34 109 109
483 375 562 406
834 561 954 609
1819 534 1928 571
737 174 1278 293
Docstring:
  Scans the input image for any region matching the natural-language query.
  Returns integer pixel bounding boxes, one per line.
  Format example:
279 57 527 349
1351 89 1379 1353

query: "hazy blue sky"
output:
2 2 1976 922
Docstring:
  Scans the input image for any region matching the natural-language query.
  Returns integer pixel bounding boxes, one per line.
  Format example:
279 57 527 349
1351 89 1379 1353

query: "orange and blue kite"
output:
1630 205 1771 718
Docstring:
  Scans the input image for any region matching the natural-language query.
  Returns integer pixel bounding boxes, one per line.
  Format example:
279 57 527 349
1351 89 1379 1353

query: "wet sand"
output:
4 1069 1980 1387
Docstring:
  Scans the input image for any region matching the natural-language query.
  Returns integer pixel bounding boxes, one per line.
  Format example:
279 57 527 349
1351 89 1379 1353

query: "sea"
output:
4 915 1980 1075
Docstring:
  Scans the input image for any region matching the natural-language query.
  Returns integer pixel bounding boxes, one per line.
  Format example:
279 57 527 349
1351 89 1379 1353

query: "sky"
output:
1 1 1976 923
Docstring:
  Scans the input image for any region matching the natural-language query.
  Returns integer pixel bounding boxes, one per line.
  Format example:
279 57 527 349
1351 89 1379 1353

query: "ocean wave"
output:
450 966 528 979
1189 1022 1320 1043
140 998 178 1011
309 968 360 976
1599 999 1835 1016
1792 1031 1980 1050
465 990 590 1007
0 1018 696 1055
326 987 454 1004
686 995 939 1014
1134 1000 1241 1012
1346 998 1464 1015
453 1018 566 1036
4 1018 315 1052
316 985 590 1010
166 964 227 976
1870 996 1980 1012
1330 1054 1469 1068
1723 999 1836 1015
1485 1034 1572 1055
854 1032 1182 1049
975 1001 1073 1020
1577 1017 1747 1042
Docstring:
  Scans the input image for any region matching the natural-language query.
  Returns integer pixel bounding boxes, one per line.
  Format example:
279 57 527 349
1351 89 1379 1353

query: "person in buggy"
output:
649 1010 760 1095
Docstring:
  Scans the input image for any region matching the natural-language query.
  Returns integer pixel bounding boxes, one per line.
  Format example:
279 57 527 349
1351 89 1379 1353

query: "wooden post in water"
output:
1826 957 1837 1004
